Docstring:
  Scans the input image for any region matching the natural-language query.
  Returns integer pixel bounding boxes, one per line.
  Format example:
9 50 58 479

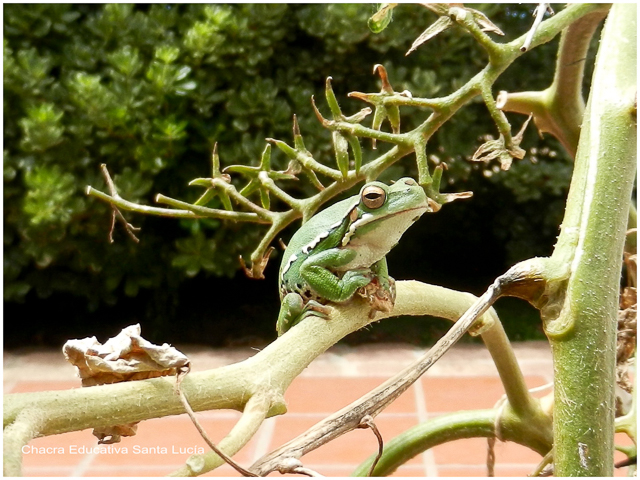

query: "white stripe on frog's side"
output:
300 218 344 254
341 213 373 247
302 232 328 254
281 253 298 279
281 218 346 279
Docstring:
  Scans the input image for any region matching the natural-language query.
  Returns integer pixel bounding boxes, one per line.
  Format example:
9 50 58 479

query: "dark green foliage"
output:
4 4 581 343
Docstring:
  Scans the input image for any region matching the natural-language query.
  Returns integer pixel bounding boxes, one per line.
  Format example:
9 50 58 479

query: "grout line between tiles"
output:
414 377 439 477
250 416 276 463
3 381 18 393
69 450 99 477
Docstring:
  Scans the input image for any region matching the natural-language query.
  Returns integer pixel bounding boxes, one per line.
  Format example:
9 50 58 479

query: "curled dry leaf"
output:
407 16 453 56
617 252 636 402
410 4 503 56
63 324 190 386
63 324 190 443
467 7 505 35
472 116 532 170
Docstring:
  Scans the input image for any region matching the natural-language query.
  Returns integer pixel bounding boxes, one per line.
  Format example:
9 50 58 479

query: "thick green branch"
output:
3 413 42 476
352 406 551 477
249 279 515 475
547 3 637 476
353 409 497 477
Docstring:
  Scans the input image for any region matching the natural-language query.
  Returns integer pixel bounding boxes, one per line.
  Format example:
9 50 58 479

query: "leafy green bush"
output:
4 4 578 341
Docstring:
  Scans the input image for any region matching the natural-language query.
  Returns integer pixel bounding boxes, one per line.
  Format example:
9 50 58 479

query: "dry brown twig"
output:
174 366 258 477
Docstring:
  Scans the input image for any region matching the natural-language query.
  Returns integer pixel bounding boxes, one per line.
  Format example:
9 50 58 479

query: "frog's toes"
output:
358 275 396 316
305 300 332 319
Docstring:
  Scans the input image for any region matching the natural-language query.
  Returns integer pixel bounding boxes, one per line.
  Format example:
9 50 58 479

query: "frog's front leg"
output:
370 257 395 298
277 292 331 336
300 248 372 303
359 257 396 316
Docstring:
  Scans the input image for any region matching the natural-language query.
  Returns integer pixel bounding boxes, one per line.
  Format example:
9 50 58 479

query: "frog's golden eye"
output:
361 185 386 209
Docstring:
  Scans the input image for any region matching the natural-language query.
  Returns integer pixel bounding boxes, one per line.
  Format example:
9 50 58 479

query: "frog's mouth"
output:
341 204 429 247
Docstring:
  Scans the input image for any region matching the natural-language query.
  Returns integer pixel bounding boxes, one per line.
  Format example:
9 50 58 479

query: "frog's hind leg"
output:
299 248 371 302
276 293 331 336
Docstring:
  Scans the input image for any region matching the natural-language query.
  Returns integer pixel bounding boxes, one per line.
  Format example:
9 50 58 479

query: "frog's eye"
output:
361 185 386 209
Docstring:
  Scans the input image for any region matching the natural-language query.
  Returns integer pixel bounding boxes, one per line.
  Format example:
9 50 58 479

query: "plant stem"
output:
3 413 42 476
549 4 637 475
352 409 498 477
351 404 552 477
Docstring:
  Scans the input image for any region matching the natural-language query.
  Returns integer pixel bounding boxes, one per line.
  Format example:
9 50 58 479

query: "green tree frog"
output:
277 177 433 336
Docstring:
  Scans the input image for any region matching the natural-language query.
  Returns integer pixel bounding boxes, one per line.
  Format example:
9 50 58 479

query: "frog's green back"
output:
279 196 359 275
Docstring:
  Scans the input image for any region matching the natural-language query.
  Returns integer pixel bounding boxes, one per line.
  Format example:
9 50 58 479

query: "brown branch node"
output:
357 415 384 476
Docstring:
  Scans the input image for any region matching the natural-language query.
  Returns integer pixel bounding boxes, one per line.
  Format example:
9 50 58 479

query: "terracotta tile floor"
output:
3 342 634 477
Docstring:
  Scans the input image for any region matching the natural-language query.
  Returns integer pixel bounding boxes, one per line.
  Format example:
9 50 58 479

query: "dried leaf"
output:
512 114 533 146
472 116 532 170
93 424 138 445
621 285 637 310
468 8 505 35
498 150 515 170
63 324 190 386
407 16 453 56
373 64 393 93
440 191 473 204
471 138 503 163
617 251 636 398
63 325 190 443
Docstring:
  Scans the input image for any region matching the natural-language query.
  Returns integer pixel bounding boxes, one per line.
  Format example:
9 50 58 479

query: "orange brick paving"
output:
3 342 634 477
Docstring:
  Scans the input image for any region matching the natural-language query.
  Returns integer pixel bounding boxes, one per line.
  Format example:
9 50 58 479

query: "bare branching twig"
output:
98 164 141 243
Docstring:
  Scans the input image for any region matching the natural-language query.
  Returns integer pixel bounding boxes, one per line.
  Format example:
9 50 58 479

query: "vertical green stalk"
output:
550 4 637 476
